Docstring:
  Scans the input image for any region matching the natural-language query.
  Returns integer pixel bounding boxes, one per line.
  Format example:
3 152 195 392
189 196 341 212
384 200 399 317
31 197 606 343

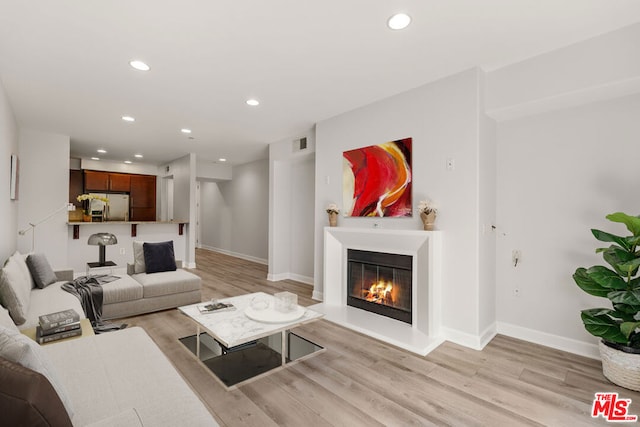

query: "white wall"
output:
478 74 498 338
486 23 640 121
269 132 316 283
196 161 232 181
16 130 70 268
160 154 197 267
0 78 19 263
496 93 640 357
314 69 486 340
289 155 315 281
200 159 269 263
80 158 158 176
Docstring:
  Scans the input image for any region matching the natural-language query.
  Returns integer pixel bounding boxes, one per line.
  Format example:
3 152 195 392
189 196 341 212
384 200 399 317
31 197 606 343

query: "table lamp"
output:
88 233 118 266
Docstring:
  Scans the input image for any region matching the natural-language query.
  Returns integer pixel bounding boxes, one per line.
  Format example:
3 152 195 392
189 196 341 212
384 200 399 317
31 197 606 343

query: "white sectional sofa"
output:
0 306 218 426
0 251 217 426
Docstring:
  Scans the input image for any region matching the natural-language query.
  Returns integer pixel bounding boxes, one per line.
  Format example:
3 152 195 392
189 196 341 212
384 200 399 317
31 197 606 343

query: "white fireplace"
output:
310 227 443 356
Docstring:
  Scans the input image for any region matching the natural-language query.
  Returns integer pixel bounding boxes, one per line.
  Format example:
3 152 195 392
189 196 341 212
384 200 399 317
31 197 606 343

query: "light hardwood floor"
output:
120 249 640 426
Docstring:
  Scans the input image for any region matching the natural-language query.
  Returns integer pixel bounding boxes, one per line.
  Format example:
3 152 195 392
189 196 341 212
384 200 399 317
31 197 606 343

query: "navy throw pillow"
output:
143 241 177 274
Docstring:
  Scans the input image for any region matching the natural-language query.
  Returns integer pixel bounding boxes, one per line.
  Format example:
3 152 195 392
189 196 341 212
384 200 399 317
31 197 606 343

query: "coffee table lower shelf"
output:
179 331 323 388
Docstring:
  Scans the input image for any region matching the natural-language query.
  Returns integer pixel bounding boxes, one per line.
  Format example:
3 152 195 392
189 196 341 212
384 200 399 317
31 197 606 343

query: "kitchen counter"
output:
68 220 188 239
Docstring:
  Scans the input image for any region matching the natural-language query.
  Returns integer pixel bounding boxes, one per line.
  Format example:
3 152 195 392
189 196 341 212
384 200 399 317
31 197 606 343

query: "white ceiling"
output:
1 1 640 166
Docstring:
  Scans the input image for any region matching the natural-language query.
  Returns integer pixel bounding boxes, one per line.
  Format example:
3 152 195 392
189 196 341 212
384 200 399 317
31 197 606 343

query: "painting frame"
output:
10 154 18 200
342 137 412 218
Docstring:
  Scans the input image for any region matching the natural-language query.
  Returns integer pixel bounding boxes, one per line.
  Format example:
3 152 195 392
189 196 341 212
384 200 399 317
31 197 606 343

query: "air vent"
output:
292 137 308 152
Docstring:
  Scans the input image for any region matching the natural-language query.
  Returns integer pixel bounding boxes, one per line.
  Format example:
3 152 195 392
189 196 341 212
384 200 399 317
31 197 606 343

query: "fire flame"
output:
365 281 394 305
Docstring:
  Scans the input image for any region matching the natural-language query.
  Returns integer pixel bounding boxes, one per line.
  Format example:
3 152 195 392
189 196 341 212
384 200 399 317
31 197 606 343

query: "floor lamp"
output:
18 203 75 252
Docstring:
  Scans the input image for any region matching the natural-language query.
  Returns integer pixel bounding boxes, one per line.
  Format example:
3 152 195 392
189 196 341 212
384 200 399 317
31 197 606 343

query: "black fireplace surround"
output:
346 249 412 324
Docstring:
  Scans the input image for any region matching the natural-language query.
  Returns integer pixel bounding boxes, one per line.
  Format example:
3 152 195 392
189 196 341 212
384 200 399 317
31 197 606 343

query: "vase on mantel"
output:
328 212 338 227
420 211 436 231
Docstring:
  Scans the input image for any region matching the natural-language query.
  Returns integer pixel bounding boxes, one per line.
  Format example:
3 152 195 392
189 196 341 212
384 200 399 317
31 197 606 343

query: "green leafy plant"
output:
573 212 640 349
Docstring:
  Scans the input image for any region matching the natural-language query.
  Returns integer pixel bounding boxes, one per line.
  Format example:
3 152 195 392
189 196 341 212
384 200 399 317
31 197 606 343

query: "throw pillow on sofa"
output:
0 325 74 419
26 253 57 289
0 252 33 324
0 356 73 427
143 241 177 274
132 240 146 274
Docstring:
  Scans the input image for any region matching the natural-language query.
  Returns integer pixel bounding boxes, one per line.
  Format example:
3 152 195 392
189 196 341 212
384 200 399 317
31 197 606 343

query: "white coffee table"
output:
178 292 324 387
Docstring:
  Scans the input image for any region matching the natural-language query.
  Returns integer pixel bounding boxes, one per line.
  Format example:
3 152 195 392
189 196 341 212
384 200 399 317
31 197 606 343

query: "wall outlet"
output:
119 248 126 255
513 288 520 297
512 250 521 267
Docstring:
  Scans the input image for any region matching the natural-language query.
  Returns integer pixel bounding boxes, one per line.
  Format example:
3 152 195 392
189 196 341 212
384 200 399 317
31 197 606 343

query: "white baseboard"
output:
496 321 599 360
479 323 498 349
185 262 196 269
266 272 314 286
267 273 289 282
441 327 489 351
312 290 323 301
199 245 268 265
288 273 314 286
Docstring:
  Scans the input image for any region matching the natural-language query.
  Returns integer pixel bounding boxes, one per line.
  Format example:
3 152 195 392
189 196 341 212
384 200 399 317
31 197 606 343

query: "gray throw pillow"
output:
0 325 74 419
132 241 146 274
26 253 58 289
0 252 32 325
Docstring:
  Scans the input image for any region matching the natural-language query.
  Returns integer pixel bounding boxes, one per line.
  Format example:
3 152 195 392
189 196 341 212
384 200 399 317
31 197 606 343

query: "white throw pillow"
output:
133 241 146 274
0 251 32 324
0 325 75 419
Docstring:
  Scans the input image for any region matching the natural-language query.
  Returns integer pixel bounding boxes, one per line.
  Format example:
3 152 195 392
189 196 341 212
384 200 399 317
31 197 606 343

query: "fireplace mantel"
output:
310 227 443 356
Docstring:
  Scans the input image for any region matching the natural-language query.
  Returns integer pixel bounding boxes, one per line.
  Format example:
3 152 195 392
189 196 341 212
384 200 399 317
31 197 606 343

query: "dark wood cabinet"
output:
77 170 156 221
108 173 130 192
84 171 110 191
84 171 132 192
69 170 84 208
130 175 156 221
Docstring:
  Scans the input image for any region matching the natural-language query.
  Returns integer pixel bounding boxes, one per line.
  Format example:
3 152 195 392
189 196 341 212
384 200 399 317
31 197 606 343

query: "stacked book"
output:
36 309 81 344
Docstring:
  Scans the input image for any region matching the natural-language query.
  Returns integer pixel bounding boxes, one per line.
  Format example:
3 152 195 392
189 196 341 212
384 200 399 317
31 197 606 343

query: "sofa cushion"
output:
20 282 85 330
0 251 33 324
0 325 74 419
132 241 146 274
143 241 177 274
132 269 201 298
0 306 18 332
44 327 217 426
101 275 143 305
26 253 57 289
0 356 73 427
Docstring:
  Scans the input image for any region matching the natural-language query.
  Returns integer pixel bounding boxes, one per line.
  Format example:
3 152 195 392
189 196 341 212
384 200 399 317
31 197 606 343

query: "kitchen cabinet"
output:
109 173 130 191
84 171 110 191
130 175 156 221
69 170 84 209
84 171 131 192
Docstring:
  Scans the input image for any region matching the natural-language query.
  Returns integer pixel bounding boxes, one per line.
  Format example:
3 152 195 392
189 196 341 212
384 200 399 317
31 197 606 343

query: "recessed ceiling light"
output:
122 116 135 122
97 149 107 154
91 157 100 161
124 160 132 164
129 60 150 71
387 13 411 30
246 99 260 106
181 128 192 134
134 154 143 158
218 158 227 162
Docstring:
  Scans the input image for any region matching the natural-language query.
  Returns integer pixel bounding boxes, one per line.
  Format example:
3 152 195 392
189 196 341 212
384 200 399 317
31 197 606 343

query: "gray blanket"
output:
61 275 127 333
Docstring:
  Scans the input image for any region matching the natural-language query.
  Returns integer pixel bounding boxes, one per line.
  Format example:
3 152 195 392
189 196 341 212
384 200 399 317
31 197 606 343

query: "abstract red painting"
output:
343 137 412 217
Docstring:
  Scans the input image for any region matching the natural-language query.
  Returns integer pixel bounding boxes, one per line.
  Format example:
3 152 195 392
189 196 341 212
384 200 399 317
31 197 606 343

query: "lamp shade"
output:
88 233 117 246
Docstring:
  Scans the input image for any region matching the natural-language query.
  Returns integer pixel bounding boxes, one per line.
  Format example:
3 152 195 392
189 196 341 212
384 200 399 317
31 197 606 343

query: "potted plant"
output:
326 203 339 227
417 199 437 230
573 212 640 390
